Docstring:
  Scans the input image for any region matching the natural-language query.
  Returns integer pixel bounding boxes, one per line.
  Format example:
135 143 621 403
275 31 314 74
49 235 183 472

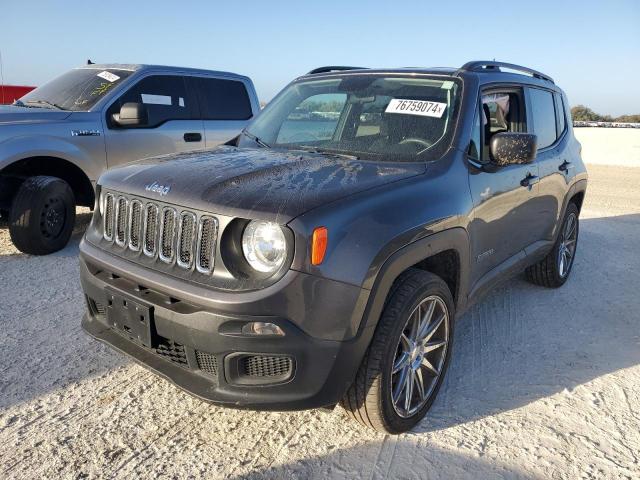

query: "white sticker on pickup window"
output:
141 94 172 105
97 71 120 82
385 99 447 118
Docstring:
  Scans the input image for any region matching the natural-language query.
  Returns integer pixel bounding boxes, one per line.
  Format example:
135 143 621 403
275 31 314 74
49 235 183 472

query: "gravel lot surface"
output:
1 154 639 478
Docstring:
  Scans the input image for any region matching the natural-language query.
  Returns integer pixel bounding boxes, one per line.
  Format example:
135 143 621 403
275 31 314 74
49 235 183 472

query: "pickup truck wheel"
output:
341 269 454 433
526 202 579 288
9 176 76 255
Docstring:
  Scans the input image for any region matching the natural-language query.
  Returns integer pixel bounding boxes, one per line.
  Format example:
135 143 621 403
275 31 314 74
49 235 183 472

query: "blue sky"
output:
1 0 638 115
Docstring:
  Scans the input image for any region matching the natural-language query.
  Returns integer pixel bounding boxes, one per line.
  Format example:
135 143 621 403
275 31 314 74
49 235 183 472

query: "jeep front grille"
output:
177 212 196 269
100 190 219 275
143 203 159 257
196 216 218 274
103 193 115 241
128 200 142 251
159 207 177 263
114 197 128 247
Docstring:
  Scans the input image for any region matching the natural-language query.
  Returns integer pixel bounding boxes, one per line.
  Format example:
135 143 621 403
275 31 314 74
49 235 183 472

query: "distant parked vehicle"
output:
0 85 36 104
0 64 259 254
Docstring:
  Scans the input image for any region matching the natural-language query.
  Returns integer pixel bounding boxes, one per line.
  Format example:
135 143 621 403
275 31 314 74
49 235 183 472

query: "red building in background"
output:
0 85 36 104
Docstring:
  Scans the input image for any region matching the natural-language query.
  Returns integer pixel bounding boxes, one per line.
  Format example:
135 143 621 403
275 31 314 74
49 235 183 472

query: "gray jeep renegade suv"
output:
80 62 587 433
0 64 259 255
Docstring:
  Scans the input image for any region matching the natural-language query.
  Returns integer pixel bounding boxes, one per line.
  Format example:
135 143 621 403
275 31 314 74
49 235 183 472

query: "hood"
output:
0 104 72 124
99 146 426 222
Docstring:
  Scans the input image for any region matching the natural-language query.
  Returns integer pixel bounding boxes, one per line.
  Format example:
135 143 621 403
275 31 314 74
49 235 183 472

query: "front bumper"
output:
79 239 374 410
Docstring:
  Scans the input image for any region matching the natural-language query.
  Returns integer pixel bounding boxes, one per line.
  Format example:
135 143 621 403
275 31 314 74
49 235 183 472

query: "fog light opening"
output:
241 322 285 337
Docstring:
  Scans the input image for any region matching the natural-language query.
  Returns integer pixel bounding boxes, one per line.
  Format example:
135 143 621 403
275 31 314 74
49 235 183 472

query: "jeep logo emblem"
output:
145 181 171 196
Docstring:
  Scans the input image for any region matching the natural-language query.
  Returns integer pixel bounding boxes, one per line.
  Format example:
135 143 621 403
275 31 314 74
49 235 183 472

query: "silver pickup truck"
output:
0 63 259 254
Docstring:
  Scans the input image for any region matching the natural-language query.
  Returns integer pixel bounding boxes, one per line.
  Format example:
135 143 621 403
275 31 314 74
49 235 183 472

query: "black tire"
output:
526 202 580 288
341 269 455 434
9 176 76 255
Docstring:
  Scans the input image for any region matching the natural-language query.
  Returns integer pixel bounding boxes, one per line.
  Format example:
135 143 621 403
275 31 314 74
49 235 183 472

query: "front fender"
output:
358 227 471 333
0 134 104 182
333 228 472 399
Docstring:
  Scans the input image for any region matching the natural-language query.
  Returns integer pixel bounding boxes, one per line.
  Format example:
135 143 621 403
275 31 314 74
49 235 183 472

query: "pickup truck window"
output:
109 75 196 127
18 68 133 111
193 77 253 120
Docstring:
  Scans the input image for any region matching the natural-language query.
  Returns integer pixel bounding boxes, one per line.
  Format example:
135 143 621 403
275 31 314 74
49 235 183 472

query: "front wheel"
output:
9 176 76 255
341 269 454 433
526 202 580 288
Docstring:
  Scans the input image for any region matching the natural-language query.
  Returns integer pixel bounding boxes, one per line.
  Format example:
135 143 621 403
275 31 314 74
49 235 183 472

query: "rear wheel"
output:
526 202 580 288
9 176 76 255
341 269 454 433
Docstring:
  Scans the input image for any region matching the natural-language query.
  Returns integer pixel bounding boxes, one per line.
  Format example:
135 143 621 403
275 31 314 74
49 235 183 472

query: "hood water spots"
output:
99 146 426 222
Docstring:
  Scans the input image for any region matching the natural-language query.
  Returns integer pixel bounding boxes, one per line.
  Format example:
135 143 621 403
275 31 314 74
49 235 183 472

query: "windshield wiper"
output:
296 146 359 160
242 130 270 149
24 100 66 111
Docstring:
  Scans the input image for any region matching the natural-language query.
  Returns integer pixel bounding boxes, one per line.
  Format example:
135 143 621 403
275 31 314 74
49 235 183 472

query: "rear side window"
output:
110 75 195 127
194 77 253 120
529 88 557 149
554 92 566 135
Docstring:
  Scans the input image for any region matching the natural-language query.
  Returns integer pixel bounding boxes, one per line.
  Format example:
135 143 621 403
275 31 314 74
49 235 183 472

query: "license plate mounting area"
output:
106 288 155 348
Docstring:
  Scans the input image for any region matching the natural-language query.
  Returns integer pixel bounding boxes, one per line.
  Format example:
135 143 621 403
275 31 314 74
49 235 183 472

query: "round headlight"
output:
241 221 287 273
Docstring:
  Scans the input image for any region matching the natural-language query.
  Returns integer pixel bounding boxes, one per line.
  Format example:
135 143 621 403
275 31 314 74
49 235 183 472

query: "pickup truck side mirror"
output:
112 102 148 127
490 132 537 166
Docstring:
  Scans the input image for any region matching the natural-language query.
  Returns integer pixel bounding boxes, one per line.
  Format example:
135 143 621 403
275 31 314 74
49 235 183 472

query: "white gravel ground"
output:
1 130 639 479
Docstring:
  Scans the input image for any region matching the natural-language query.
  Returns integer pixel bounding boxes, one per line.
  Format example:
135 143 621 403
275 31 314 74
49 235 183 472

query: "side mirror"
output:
112 102 148 127
490 132 537 166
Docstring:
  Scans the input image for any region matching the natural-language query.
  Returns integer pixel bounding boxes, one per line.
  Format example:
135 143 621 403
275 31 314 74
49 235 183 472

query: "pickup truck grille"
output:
102 192 218 274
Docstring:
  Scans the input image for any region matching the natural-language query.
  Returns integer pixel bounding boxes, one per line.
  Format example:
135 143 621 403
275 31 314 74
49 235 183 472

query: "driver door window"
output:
276 93 347 144
108 75 195 128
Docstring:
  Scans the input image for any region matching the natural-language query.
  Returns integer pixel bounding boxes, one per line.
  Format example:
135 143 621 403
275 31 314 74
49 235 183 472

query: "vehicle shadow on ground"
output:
0 208 124 410
412 212 640 433
231 440 542 479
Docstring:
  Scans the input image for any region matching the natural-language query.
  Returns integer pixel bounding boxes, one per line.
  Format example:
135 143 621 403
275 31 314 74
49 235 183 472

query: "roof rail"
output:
460 61 554 84
307 66 366 75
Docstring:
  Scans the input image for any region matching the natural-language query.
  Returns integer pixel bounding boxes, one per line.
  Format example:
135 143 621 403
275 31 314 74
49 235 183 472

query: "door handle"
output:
520 173 539 188
559 160 573 173
183 132 202 142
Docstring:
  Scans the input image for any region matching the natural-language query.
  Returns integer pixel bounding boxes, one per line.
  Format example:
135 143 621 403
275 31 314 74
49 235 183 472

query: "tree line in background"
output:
571 105 640 123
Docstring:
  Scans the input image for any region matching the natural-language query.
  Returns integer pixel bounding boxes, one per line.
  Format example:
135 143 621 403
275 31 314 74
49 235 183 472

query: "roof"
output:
73 63 251 81
299 61 560 91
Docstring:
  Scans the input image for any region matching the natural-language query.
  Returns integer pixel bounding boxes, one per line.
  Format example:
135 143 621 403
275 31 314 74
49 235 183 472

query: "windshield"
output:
18 68 133 111
240 74 461 161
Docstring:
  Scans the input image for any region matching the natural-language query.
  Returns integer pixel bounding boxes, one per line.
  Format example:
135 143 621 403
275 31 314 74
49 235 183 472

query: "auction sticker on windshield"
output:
385 99 447 118
97 71 120 83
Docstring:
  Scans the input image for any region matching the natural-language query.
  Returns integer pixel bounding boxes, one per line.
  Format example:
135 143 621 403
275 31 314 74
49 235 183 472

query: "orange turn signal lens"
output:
311 227 328 266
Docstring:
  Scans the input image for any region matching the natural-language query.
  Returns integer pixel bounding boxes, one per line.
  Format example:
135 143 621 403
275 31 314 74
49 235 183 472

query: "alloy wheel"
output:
390 295 449 418
558 212 578 278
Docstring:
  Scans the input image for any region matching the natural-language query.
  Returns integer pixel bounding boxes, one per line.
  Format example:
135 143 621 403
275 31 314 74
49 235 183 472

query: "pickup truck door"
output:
467 88 540 286
103 74 204 169
189 76 255 148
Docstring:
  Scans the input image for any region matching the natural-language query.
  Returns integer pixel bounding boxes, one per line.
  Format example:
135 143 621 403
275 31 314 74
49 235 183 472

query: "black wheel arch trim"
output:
334 227 470 404
356 227 470 337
